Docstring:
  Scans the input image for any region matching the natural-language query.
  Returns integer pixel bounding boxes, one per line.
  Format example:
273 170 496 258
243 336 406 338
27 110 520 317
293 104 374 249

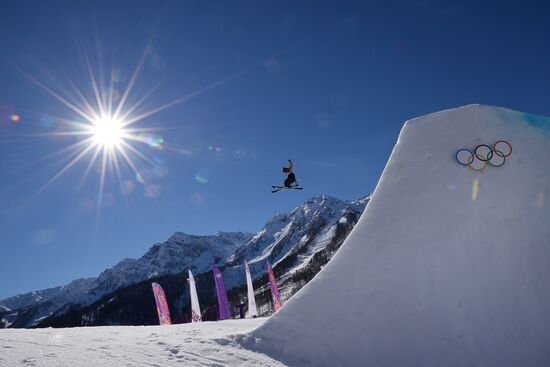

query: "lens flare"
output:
194 168 210 184
190 191 205 206
136 169 152 184
535 191 544 208
142 134 164 149
144 184 161 198
120 180 135 195
472 179 479 201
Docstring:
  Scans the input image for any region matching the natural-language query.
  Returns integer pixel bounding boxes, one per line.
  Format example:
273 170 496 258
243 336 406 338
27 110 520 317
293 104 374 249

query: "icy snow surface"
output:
0 318 283 367
243 105 550 366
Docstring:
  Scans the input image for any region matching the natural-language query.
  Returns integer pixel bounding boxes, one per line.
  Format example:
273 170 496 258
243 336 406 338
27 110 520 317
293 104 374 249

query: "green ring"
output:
488 149 506 167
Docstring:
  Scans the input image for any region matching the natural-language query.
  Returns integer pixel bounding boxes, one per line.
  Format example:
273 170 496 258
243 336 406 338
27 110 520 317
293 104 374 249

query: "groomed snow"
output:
0 318 284 367
243 105 550 366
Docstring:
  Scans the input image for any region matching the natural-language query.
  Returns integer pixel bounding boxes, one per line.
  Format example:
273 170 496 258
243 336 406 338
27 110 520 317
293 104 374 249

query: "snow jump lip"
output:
242 104 550 367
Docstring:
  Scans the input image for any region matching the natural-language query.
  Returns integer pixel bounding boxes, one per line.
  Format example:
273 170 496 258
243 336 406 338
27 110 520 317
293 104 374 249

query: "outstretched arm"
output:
288 159 293 172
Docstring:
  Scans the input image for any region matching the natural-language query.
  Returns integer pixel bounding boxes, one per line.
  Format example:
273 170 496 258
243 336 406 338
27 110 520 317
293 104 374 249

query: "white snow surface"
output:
242 105 550 366
0 318 284 367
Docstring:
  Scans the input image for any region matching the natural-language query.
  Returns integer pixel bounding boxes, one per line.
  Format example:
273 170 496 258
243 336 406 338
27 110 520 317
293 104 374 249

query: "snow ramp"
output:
241 105 550 366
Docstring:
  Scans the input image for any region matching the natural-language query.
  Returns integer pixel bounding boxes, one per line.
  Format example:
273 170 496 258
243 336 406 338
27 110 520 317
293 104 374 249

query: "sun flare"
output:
90 116 125 149
21 41 237 215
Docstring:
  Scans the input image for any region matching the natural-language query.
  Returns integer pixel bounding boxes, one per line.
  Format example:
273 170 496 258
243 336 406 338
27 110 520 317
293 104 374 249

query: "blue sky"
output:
1 0 549 299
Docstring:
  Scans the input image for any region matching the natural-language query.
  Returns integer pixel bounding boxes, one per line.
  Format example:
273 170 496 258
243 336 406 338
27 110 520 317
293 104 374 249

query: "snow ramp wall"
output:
242 105 550 367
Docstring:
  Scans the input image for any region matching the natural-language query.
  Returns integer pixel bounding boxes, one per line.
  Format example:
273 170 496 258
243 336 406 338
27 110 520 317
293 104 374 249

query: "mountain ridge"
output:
1 194 369 328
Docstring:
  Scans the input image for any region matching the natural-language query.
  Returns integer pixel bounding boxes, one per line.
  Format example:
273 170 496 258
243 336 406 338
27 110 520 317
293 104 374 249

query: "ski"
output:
271 186 303 193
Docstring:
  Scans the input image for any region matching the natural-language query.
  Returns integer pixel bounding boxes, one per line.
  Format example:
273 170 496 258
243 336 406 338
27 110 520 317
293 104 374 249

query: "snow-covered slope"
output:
0 318 284 366
244 105 550 366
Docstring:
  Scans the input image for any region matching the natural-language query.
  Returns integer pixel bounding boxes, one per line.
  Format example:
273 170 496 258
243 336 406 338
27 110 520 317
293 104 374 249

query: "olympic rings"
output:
455 140 512 171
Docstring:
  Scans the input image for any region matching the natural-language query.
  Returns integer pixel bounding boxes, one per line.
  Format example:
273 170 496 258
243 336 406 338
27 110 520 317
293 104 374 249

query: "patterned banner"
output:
213 267 231 320
151 282 171 325
267 262 282 312
188 270 202 322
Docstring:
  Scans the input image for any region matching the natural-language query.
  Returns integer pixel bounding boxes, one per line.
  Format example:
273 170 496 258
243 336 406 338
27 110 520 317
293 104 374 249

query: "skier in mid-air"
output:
282 159 297 188
272 159 302 193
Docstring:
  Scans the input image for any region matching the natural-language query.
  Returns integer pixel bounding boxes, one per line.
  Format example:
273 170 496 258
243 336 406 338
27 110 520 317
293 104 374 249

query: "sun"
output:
90 116 125 149
20 41 239 213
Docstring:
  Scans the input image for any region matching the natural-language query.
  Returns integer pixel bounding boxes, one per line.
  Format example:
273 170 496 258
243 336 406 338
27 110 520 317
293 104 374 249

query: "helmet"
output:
282 167 289 173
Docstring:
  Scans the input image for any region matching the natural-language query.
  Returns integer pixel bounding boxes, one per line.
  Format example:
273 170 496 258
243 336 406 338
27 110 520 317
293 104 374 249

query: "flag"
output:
188 270 202 322
245 261 258 317
213 267 231 320
267 262 282 312
151 282 171 325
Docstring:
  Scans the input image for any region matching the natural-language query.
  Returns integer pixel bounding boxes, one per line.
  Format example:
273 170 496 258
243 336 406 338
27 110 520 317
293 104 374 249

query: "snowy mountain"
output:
244 105 550 367
221 195 370 309
228 195 368 267
1 194 369 328
1 231 253 328
92 231 253 295
0 286 63 311
0 278 97 328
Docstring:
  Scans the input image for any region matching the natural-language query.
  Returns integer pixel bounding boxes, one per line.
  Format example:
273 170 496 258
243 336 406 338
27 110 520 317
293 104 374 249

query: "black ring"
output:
474 144 493 162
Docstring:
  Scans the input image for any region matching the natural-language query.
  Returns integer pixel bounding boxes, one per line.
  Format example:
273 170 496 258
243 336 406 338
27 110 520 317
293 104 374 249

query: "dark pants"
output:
284 173 296 188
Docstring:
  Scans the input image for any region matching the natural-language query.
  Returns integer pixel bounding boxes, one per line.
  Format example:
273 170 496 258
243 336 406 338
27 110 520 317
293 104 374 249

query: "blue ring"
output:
456 148 474 166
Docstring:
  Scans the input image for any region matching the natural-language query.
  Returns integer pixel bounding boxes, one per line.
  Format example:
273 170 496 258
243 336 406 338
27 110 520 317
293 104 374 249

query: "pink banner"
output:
267 262 282 312
151 282 172 325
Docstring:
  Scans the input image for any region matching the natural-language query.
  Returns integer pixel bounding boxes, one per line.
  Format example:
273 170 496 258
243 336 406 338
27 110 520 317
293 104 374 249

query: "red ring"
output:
493 140 512 157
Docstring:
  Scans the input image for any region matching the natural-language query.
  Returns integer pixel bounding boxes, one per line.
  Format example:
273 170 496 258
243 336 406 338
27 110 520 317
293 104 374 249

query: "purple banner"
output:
213 267 231 320
267 262 282 312
151 282 171 325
